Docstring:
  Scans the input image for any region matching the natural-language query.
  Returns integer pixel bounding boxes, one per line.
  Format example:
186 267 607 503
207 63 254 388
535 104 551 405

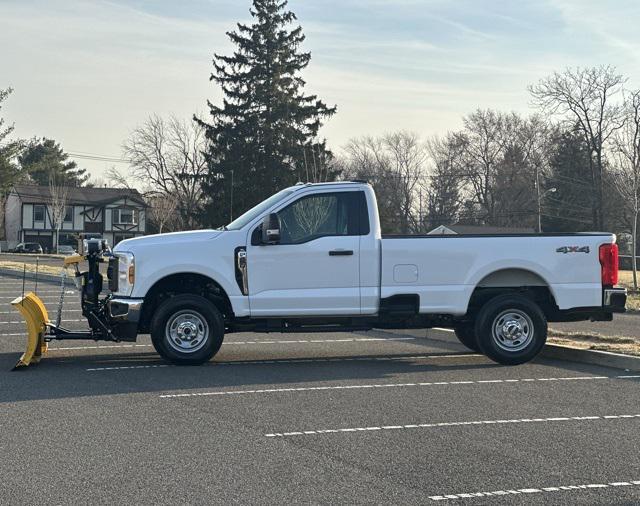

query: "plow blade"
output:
11 292 50 370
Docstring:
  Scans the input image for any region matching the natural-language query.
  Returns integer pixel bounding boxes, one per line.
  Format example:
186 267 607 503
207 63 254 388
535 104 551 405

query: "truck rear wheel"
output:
453 324 479 352
474 294 547 365
150 294 224 365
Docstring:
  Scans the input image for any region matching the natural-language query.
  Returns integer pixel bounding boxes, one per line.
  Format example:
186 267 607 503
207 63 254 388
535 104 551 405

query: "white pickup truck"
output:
106 181 626 366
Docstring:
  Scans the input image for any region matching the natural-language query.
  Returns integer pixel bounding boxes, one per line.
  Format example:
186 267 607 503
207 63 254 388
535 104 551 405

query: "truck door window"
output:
278 193 349 244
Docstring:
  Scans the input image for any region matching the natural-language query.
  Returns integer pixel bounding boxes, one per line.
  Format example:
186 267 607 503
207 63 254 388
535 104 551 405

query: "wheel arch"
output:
138 272 233 333
466 268 558 319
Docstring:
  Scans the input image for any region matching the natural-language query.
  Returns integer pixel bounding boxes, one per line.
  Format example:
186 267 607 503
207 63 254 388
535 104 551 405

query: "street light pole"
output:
537 185 557 233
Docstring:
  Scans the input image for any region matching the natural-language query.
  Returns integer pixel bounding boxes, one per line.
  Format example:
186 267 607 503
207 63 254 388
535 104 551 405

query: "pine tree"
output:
198 0 337 226
18 138 89 187
0 88 23 196
543 127 594 232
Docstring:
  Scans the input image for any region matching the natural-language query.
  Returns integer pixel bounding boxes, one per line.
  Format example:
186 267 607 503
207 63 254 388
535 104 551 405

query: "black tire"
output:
454 324 479 352
150 294 224 365
474 294 547 365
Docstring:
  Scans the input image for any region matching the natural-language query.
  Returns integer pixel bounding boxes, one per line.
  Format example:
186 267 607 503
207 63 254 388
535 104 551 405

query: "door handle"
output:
329 250 353 256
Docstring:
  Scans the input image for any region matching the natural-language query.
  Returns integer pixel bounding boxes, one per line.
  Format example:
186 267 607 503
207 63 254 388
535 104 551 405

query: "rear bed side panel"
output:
380 234 615 315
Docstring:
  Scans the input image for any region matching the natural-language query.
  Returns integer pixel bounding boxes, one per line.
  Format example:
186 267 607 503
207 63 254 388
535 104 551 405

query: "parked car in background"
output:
12 242 43 254
57 245 77 256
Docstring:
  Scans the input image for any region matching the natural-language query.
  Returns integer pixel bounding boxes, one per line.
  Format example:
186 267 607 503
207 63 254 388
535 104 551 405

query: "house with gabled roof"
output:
427 224 536 235
4 184 147 251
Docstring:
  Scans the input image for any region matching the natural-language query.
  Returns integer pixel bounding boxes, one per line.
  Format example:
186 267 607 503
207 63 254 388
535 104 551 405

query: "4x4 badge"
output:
556 246 590 254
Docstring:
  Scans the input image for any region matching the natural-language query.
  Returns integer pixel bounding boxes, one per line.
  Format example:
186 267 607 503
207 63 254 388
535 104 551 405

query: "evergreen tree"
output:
198 0 337 226
18 137 89 187
0 87 27 240
425 133 464 229
543 127 594 232
0 88 23 195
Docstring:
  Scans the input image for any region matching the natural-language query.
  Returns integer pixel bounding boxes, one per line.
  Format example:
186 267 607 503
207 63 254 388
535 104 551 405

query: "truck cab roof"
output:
292 180 370 189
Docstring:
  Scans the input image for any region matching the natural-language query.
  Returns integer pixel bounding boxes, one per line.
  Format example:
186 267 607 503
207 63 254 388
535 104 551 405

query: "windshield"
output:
225 188 296 231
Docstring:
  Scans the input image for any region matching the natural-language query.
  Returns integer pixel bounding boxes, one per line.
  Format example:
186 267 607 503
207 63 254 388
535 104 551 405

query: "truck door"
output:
246 190 366 316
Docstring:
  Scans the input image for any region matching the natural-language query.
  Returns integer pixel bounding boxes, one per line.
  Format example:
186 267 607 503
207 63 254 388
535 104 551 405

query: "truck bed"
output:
379 233 614 315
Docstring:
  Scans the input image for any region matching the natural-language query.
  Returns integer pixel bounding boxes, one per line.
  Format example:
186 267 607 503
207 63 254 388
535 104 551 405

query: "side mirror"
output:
261 213 281 244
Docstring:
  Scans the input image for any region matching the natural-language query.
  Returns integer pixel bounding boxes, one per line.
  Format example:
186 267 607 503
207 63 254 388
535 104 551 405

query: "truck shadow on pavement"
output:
0 349 503 403
1 346 633 405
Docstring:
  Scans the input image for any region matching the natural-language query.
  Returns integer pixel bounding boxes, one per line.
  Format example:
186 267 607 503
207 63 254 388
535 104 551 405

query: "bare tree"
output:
422 110 553 230
459 109 510 225
529 66 627 228
146 193 180 234
342 132 427 233
384 132 428 232
424 133 466 229
301 142 338 183
105 166 135 190
123 115 208 229
611 90 640 288
49 171 69 253
343 136 399 233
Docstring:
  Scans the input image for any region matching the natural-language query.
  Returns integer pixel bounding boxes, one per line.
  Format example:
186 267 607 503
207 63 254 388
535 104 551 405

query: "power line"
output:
66 152 131 164
0 141 131 164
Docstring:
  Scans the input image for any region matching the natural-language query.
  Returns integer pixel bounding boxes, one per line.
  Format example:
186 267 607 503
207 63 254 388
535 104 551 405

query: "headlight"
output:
116 251 135 295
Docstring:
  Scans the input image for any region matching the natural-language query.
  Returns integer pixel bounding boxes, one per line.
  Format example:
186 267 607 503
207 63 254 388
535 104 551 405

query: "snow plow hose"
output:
11 293 49 370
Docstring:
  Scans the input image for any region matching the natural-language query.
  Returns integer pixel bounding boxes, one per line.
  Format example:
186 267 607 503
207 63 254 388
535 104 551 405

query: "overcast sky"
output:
2 0 640 181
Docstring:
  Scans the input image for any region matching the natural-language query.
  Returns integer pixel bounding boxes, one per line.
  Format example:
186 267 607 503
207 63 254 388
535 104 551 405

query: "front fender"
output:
131 263 245 314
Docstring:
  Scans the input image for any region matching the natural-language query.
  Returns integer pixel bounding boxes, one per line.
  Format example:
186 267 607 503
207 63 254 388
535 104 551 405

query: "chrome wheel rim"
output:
491 309 534 352
165 310 209 353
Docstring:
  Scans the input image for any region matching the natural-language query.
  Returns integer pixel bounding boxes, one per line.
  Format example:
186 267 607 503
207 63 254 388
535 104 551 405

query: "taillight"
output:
599 243 618 286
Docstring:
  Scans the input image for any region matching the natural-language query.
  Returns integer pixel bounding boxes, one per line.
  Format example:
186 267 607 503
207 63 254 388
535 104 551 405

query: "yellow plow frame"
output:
9 245 117 370
11 292 50 370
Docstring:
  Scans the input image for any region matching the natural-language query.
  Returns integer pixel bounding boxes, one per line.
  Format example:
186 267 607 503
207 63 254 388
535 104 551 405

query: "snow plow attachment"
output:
11 292 50 370
9 239 124 371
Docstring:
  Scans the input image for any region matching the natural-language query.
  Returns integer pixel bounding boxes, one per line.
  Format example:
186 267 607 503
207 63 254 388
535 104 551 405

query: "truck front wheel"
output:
474 294 547 365
150 294 224 365
453 324 479 352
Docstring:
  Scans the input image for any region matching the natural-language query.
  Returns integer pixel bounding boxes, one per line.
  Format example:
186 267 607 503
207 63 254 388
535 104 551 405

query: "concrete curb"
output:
0 267 73 286
541 344 640 372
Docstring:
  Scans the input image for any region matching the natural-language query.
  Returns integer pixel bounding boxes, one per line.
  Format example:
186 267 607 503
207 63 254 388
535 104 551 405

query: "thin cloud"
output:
1 0 639 179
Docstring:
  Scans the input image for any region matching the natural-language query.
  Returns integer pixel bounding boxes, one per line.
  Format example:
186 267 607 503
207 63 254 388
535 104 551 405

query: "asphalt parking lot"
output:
0 273 639 504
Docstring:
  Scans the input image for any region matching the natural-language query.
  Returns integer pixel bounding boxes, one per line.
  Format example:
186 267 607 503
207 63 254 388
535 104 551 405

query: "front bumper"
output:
108 297 144 322
106 297 144 341
603 287 627 313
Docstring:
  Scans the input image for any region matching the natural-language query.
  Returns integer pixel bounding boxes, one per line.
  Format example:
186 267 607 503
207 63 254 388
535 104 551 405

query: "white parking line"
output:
0 287 78 299
0 298 76 303
86 353 478 371
428 480 640 501
0 319 84 324
0 309 82 314
0 284 66 288
265 413 640 438
223 337 416 345
161 375 638 398
50 344 152 351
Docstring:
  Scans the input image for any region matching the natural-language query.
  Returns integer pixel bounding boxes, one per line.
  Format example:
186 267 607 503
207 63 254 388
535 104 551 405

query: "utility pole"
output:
536 173 556 233
230 169 234 221
419 188 423 233
535 166 542 233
